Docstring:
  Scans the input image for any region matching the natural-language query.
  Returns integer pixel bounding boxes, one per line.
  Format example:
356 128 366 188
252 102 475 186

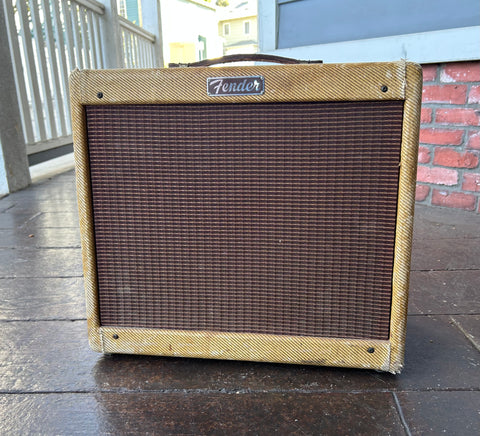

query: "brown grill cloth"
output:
85 101 404 340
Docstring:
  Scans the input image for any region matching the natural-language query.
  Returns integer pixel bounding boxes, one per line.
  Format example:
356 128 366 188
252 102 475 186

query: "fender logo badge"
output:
207 76 265 96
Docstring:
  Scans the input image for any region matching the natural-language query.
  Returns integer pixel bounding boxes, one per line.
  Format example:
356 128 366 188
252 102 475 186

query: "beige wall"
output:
160 0 223 66
218 16 257 47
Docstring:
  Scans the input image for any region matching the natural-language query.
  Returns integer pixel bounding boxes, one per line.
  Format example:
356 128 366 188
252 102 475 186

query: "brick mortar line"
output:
421 103 480 110
419 117 480 125
423 78 480 83
418 143 478 151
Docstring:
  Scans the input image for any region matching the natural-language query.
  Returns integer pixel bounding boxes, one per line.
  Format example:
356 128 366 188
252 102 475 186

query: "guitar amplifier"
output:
70 55 422 373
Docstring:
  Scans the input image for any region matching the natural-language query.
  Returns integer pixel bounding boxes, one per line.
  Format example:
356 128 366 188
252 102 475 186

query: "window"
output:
244 20 250 35
223 23 230 36
198 35 207 61
118 0 127 18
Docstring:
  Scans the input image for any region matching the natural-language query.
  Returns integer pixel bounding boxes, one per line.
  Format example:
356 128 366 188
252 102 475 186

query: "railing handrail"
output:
118 15 155 43
72 0 105 15
4 0 158 158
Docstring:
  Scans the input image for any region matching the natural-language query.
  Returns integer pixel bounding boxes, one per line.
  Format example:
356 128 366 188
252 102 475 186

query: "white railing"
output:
119 15 156 68
4 0 158 157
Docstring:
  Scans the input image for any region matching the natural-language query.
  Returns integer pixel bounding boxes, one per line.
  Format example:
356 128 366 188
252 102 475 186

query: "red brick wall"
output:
417 61 480 212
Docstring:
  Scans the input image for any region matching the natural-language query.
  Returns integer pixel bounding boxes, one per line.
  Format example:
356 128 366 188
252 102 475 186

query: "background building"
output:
118 0 142 25
160 0 223 65
218 0 258 55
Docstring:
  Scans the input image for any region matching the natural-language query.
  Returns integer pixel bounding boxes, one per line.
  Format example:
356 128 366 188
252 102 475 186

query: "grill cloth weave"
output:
85 101 404 340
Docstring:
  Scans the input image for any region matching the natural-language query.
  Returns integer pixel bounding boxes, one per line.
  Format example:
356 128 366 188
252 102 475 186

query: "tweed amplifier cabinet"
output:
70 55 422 373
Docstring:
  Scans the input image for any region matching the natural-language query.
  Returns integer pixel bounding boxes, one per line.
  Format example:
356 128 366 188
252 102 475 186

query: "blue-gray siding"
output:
277 0 479 49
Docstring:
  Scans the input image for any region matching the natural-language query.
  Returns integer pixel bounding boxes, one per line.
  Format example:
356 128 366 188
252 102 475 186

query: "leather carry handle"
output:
169 53 323 68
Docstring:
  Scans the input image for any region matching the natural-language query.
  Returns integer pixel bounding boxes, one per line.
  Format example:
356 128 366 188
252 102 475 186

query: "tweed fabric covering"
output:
73 62 407 106
389 63 422 372
70 61 422 373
